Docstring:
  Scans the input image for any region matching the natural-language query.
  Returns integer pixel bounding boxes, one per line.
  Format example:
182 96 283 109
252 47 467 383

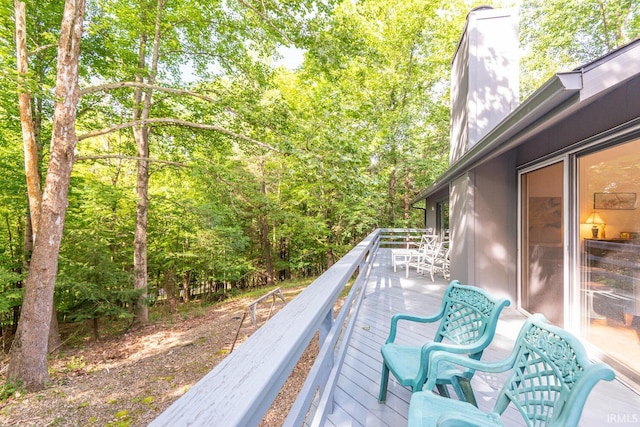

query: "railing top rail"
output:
379 227 431 233
149 229 382 427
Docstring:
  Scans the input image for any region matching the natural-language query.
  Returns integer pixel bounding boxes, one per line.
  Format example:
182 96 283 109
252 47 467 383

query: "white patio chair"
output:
393 234 438 273
405 237 440 278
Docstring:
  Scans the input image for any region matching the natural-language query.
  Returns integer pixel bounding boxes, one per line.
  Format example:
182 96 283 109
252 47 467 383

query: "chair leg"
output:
379 364 390 403
435 384 450 398
451 377 478 407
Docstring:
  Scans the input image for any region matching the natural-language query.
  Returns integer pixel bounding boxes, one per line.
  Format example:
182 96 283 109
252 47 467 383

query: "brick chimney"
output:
450 7 519 164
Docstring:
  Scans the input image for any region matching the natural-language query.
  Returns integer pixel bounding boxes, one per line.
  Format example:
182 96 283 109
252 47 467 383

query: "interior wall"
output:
579 139 640 239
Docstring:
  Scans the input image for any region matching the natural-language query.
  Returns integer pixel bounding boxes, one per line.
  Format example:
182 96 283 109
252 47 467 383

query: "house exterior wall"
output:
448 7 519 300
449 153 517 301
517 74 640 166
450 7 519 164
450 173 474 283
424 199 437 231
420 16 640 391
473 153 518 301
450 27 469 163
463 75 640 306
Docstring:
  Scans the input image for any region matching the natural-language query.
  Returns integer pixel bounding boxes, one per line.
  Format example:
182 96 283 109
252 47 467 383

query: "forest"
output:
0 0 639 392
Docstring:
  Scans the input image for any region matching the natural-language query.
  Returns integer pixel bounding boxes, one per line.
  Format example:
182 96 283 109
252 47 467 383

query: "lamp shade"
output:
585 212 604 224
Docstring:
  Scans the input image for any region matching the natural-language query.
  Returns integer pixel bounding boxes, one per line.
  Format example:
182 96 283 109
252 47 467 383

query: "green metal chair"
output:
378 280 511 404
408 314 615 426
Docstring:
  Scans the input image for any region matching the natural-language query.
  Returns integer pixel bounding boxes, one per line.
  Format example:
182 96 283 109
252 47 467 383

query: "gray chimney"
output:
450 7 519 164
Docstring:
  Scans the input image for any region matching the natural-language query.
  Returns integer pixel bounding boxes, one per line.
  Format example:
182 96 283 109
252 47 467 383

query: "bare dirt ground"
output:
0 287 317 427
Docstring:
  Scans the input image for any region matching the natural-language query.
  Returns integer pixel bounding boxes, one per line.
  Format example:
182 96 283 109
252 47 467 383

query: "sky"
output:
276 46 306 70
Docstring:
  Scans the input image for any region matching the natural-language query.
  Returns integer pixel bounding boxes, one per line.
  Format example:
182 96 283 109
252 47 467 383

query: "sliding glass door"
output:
578 139 640 381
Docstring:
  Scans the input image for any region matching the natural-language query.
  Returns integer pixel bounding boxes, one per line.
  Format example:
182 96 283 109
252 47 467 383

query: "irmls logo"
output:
607 413 639 424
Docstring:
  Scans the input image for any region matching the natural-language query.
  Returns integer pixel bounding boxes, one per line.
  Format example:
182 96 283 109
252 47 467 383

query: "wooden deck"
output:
324 248 640 426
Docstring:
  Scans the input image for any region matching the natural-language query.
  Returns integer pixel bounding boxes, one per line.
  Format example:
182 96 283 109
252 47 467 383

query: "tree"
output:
15 0 41 238
519 0 640 98
13 0 63 351
271 0 463 246
75 0 332 324
8 0 85 391
12 0 639 394
129 0 162 327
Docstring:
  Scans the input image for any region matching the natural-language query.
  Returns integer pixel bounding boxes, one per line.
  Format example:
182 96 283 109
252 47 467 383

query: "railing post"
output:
320 307 333 345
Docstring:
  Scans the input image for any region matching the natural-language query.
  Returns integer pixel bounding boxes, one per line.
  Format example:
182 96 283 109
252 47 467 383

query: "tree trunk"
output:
259 159 274 286
132 118 150 326
164 270 177 312
92 317 100 341
6 215 21 336
48 306 61 351
182 270 191 302
15 0 42 237
388 168 397 225
326 247 334 268
8 0 85 391
279 236 289 280
132 0 164 327
403 167 410 221
261 215 273 285
15 0 62 353
131 27 148 326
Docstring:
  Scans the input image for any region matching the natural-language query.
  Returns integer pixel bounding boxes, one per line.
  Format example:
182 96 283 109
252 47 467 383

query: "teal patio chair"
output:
408 314 615 426
405 236 439 278
378 280 511 404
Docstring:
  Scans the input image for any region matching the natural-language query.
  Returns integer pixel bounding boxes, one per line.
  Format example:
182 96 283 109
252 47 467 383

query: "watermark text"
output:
607 413 639 424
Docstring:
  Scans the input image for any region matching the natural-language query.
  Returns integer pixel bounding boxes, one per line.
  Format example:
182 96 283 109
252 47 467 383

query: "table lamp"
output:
585 211 605 238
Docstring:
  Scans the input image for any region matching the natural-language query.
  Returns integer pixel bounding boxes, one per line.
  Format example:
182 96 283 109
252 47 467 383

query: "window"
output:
436 200 449 239
578 139 640 381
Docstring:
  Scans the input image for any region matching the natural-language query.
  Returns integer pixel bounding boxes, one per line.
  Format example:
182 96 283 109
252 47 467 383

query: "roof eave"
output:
410 71 583 205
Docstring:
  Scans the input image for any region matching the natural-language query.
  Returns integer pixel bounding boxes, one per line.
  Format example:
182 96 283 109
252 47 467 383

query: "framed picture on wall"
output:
594 192 637 210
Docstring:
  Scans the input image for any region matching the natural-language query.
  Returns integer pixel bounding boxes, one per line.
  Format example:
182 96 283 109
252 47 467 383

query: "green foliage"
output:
57 218 138 324
2 0 634 337
105 409 131 427
56 278 142 324
0 380 24 401
55 169 140 326
520 0 640 98
64 356 86 373
0 265 24 333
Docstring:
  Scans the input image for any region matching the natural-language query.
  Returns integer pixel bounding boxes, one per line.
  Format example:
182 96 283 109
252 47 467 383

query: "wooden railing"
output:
379 227 432 248
149 228 423 426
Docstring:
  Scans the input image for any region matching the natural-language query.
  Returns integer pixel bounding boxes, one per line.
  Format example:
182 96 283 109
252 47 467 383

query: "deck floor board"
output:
324 248 640 426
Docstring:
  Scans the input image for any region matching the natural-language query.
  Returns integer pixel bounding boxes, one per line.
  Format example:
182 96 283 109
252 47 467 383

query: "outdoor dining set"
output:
391 231 450 281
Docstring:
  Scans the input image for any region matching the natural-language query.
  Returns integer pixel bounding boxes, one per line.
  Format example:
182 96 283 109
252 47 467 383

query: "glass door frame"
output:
517 156 577 330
